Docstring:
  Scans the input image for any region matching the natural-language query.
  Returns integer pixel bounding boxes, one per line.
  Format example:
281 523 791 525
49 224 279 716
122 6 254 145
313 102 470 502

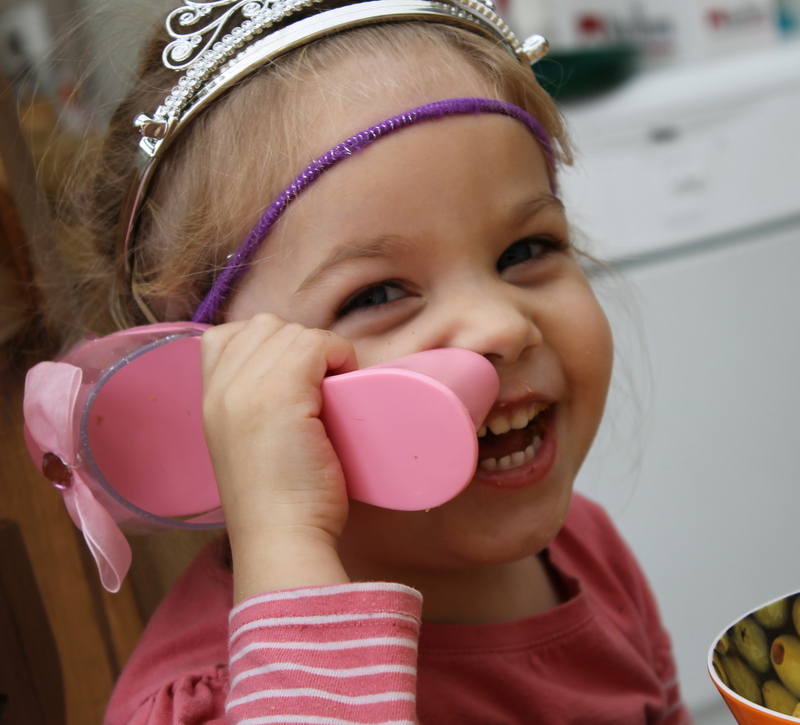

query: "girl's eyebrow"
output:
511 193 565 227
292 193 564 297
293 234 416 296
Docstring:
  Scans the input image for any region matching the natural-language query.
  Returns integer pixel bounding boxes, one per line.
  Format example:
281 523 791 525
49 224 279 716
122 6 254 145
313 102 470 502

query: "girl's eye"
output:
337 281 407 317
496 238 565 273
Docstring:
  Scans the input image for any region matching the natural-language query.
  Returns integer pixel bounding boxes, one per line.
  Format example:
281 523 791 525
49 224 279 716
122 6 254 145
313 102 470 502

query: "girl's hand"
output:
201 313 358 601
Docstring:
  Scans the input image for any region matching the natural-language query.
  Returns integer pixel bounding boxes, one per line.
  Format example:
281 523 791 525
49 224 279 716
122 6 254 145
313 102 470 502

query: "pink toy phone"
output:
23 323 498 590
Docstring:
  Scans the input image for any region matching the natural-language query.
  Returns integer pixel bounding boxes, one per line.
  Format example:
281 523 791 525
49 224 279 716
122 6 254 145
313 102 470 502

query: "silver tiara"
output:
121 0 548 262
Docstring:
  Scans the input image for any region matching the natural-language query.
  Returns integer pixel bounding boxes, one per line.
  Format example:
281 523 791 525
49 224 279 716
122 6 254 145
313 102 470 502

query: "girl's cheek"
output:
576 299 614 400
552 279 614 399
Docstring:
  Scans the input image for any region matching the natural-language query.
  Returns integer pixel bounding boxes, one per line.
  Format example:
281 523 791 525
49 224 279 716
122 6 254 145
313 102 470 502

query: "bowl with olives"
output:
710 592 800 724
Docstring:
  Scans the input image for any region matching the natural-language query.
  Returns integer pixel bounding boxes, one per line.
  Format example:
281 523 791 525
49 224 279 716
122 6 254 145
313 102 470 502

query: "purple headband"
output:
192 97 557 323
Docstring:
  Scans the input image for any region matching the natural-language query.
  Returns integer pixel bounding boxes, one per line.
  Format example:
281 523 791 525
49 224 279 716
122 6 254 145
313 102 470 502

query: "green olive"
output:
715 632 733 655
771 635 800 698
733 617 770 673
763 679 799 716
713 652 731 689
793 597 800 637
754 598 790 629
721 653 763 705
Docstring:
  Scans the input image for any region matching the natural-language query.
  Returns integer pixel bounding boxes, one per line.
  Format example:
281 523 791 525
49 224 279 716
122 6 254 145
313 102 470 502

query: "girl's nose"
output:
436 288 543 365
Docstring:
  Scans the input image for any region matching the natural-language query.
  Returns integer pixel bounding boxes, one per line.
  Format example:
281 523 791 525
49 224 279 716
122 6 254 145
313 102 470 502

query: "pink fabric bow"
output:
23 362 132 593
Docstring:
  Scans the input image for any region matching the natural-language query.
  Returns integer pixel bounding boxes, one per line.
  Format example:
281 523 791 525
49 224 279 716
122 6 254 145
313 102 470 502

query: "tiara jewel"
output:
122 0 548 267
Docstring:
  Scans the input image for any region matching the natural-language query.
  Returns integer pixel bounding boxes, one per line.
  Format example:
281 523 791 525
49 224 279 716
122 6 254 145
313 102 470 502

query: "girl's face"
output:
229 50 613 581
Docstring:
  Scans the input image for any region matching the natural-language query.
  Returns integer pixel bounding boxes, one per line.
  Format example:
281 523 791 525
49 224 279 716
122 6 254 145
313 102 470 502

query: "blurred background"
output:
0 0 798 723
503 2 800 724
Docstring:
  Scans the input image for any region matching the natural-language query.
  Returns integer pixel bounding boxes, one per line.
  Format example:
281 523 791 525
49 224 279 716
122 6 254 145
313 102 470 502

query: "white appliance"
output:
561 39 800 721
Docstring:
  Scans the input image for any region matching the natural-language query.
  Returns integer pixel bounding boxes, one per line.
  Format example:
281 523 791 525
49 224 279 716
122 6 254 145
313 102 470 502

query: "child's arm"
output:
200 313 357 601
198 315 424 722
227 582 421 723
105 545 422 724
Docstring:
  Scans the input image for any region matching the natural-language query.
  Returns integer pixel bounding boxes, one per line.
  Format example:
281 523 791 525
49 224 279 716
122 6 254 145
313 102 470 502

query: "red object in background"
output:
493 0 509 15
707 9 729 28
577 13 609 39
705 5 771 31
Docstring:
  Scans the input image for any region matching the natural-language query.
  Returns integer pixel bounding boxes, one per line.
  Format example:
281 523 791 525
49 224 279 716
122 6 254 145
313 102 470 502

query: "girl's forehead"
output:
268 114 550 264
290 48 496 160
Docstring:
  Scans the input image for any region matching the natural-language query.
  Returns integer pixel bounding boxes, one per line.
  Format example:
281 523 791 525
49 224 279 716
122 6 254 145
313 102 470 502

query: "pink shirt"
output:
105 494 693 724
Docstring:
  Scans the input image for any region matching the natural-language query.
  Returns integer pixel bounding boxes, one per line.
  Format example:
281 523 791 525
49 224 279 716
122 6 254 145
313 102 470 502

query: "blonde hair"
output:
56 20 573 344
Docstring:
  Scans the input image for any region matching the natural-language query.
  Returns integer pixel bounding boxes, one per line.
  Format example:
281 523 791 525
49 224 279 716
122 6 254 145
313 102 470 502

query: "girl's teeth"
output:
510 408 529 430
477 435 543 472
529 401 547 419
488 417 511 435
482 402 549 438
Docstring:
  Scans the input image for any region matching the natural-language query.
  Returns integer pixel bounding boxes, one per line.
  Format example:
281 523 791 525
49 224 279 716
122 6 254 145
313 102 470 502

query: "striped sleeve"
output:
226 582 423 725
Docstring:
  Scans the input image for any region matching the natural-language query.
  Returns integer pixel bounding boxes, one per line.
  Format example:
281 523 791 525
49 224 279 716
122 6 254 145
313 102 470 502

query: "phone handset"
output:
321 347 499 510
23 323 499 590
24 323 499 528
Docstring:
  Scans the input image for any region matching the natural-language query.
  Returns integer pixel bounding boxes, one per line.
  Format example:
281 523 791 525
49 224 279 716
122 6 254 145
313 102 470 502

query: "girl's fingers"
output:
200 317 357 596
265 326 359 389
203 314 359 403
201 313 290 386
200 316 357 543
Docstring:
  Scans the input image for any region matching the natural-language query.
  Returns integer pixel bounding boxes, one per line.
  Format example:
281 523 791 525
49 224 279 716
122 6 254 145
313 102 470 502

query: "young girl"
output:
50 1 692 722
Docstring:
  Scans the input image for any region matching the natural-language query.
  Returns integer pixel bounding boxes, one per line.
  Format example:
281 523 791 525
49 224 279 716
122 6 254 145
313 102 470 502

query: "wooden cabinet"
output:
0 354 218 724
0 171 143 722
0 71 222 724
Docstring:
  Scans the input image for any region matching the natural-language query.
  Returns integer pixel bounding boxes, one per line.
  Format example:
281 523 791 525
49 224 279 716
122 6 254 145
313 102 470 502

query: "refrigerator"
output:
562 39 800 721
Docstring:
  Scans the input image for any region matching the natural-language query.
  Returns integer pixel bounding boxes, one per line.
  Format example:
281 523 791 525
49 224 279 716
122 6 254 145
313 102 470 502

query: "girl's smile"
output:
227 50 613 618
476 399 556 484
